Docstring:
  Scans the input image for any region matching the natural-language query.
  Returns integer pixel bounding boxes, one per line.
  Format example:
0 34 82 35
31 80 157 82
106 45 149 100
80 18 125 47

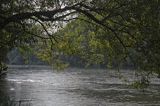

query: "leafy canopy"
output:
0 0 160 87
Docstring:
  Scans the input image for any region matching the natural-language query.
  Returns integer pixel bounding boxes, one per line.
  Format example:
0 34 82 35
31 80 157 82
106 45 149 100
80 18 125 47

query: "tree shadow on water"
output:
0 98 33 106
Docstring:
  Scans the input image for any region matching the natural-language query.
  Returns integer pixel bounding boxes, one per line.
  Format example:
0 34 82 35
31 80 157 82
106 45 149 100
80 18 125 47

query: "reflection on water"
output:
0 65 160 106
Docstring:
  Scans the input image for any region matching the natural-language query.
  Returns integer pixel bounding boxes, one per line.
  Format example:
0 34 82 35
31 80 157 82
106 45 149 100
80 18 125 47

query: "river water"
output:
0 65 160 106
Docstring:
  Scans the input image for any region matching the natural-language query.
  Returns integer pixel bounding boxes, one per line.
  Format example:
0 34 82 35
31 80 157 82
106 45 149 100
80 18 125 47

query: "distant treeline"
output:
6 48 134 69
7 48 47 65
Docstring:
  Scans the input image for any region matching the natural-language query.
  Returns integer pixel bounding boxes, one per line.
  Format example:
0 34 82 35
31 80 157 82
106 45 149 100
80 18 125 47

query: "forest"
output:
0 0 160 87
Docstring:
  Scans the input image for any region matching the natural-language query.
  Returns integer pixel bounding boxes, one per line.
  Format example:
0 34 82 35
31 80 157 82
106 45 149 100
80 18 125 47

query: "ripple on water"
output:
1 67 160 106
7 79 37 83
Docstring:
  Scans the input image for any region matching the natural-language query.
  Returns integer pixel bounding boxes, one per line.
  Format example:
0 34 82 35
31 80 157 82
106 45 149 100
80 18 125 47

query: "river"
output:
0 65 160 106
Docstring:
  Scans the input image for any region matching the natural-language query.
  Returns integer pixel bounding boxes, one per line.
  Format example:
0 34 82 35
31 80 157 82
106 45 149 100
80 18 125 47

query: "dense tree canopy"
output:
0 0 160 87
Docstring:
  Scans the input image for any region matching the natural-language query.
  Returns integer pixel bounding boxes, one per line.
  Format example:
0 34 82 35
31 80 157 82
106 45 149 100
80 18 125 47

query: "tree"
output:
0 0 160 87
33 0 160 87
0 0 84 69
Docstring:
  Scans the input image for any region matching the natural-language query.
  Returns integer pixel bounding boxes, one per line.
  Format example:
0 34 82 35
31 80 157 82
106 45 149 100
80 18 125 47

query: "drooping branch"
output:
73 7 131 49
0 2 83 30
1 1 131 49
31 18 57 44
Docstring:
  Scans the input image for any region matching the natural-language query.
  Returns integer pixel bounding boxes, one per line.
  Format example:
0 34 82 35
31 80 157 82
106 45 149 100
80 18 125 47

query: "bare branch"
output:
32 18 57 44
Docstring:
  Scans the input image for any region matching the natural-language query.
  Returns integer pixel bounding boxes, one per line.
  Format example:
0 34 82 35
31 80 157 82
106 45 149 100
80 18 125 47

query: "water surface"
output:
0 65 160 106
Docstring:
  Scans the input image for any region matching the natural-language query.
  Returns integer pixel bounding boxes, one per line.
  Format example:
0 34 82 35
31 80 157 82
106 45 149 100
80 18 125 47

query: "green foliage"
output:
0 62 8 72
18 45 33 64
0 0 160 87
131 77 150 89
39 0 159 86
